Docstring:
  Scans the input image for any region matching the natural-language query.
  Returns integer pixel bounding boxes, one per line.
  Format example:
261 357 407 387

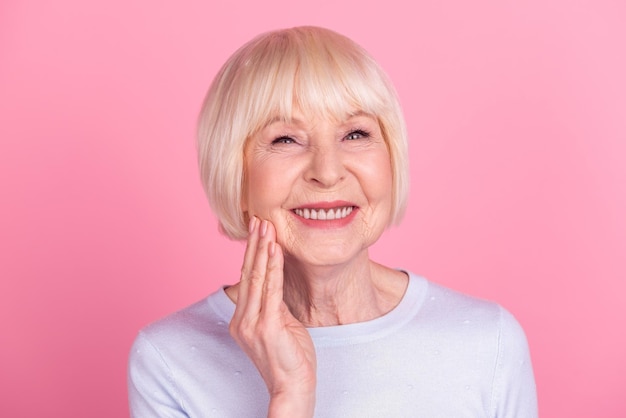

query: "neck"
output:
282 251 407 327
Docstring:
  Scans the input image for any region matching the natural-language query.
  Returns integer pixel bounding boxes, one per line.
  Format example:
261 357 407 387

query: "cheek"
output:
245 159 300 224
244 162 279 213
364 153 394 200
360 154 394 233
277 213 301 252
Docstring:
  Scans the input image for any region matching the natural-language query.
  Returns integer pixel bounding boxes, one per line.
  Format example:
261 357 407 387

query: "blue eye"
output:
272 136 296 144
345 130 370 140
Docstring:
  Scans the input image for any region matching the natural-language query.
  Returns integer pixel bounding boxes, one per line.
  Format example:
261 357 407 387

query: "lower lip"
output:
292 207 358 228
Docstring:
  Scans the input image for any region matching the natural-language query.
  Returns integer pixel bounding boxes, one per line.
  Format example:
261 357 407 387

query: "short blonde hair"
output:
197 26 409 240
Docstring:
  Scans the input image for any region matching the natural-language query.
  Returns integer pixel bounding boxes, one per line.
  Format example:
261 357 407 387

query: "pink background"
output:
1 0 625 416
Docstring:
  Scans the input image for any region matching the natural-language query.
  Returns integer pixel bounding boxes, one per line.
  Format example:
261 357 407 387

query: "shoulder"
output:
131 289 233 357
406 272 531 362
412 273 503 327
127 289 239 416
406 273 537 417
128 288 235 382
423 277 528 344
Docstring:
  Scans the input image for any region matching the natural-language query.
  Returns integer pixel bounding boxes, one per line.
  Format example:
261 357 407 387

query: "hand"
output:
229 217 317 417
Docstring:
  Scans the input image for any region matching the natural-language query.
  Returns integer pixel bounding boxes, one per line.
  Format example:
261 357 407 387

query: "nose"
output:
304 144 346 188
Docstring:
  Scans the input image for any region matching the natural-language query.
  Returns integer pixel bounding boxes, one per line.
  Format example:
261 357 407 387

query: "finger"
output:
240 219 274 319
262 237 284 314
232 216 260 323
245 220 276 317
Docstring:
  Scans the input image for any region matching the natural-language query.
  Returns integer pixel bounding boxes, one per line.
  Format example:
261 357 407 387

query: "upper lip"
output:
291 200 357 210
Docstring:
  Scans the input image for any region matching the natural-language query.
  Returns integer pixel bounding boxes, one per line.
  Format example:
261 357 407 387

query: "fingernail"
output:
269 241 275 256
249 217 256 233
260 220 268 237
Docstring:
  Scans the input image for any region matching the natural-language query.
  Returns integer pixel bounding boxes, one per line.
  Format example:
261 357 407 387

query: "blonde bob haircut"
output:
197 26 409 240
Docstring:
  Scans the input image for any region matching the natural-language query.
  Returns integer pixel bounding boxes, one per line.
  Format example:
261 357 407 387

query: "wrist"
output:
268 390 315 418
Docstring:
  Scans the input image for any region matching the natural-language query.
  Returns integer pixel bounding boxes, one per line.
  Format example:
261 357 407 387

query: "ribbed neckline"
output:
208 271 428 347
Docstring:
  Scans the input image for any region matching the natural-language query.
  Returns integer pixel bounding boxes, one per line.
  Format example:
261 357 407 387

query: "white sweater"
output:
128 272 538 417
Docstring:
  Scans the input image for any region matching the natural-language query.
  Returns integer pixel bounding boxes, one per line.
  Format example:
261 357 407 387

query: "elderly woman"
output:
128 27 537 417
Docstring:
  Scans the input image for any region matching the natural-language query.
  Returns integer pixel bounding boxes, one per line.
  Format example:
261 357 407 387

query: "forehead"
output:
261 109 378 129
236 36 391 140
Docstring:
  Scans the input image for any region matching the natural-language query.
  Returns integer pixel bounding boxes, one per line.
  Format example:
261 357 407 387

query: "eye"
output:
272 136 296 145
345 129 370 141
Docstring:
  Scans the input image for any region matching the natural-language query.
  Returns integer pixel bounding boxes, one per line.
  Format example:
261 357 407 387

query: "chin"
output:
284 240 370 269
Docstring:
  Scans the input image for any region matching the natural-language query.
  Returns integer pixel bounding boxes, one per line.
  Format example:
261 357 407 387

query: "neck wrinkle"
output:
281 252 383 327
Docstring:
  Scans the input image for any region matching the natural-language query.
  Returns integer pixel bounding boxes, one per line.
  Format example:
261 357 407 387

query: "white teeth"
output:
293 206 354 220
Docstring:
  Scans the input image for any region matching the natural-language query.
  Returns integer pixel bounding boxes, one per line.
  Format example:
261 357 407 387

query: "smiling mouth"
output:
293 206 355 220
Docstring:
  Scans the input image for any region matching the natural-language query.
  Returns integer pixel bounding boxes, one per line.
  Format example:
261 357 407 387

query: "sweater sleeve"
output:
128 332 190 418
490 306 538 418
